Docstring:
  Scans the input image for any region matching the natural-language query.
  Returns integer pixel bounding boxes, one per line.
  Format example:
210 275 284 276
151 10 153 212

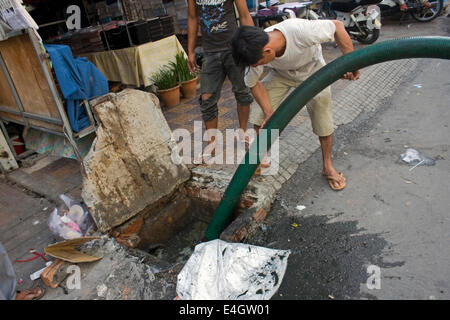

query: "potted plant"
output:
170 52 198 99
151 66 180 107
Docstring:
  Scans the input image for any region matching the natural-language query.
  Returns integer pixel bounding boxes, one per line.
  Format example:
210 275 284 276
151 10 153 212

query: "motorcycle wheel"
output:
355 28 380 45
410 0 443 22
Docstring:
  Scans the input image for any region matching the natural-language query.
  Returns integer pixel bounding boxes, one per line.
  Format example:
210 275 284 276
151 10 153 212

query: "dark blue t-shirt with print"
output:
196 0 238 52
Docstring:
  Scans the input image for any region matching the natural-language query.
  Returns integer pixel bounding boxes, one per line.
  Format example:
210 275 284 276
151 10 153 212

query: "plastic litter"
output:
176 239 291 300
30 261 53 281
400 148 435 167
48 194 95 240
14 248 48 263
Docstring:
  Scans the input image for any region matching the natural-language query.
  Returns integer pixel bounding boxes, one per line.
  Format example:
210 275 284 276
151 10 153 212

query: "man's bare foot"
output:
15 287 44 300
260 155 271 168
422 1 432 8
242 134 251 151
254 155 271 176
194 142 218 165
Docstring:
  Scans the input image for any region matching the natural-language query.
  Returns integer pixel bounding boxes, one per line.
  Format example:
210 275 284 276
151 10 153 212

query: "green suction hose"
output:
205 36 450 240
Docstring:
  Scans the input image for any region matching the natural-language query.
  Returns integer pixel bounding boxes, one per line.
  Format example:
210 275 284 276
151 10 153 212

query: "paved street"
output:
248 16 450 299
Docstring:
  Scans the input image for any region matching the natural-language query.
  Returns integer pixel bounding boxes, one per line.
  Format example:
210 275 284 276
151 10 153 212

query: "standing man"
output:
231 19 361 190
187 0 255 162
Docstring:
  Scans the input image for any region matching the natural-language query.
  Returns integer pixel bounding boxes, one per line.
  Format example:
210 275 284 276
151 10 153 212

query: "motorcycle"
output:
378 0 444 22
256 1 382 44
328 0 383 44
287 0 383 44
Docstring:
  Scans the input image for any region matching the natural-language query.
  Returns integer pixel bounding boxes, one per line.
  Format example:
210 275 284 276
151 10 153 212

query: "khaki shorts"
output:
249 70 334 137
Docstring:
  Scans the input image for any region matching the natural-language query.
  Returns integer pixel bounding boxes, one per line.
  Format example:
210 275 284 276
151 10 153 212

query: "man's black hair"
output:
231 26 269 67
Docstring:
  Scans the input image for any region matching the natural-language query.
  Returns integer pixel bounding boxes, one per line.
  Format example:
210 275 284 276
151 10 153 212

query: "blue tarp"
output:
44 44 109 133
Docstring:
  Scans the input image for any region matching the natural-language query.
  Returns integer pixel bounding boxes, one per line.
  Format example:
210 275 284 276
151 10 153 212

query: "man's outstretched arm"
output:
250 81 273 128
331 20 360 80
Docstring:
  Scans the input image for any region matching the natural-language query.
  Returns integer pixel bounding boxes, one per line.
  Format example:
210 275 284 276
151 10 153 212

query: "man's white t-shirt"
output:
245 18 336 88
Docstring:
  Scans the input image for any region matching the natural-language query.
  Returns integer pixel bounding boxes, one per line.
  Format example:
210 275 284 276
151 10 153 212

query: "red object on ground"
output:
11 135 25 155
14 249 48 263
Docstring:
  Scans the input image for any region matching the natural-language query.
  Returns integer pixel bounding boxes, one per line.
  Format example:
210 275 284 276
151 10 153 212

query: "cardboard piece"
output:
44 237 103 263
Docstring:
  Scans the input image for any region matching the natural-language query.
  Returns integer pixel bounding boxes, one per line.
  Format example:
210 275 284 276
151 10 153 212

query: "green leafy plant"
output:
150 66 178 90
170 52 197 83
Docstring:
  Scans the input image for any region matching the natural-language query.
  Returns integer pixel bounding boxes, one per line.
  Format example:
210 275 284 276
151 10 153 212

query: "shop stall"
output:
0 0 110 165
0 28 95 163
0 0 189 167
83 34 184 87
45 1 186 87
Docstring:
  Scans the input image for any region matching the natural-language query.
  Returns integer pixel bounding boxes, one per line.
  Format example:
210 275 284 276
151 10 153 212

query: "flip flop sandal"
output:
32 287 45 300
254 162 272 176
16 287 45 300
260 161 271 168
193 151 214 165
193 142 218 165
325 172 346 191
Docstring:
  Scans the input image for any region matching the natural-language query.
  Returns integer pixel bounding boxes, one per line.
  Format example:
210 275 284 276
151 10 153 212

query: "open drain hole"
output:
112 182 258 266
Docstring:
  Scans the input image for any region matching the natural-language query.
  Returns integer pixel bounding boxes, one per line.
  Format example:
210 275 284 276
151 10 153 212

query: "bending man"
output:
231 19 360 190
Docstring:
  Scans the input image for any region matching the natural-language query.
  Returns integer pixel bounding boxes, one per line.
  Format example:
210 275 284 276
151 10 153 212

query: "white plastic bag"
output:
176 239 291 300
400 148 435 166
47 194 95 240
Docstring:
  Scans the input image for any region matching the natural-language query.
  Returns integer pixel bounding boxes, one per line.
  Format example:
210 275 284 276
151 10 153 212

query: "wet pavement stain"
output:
250 210 404 300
